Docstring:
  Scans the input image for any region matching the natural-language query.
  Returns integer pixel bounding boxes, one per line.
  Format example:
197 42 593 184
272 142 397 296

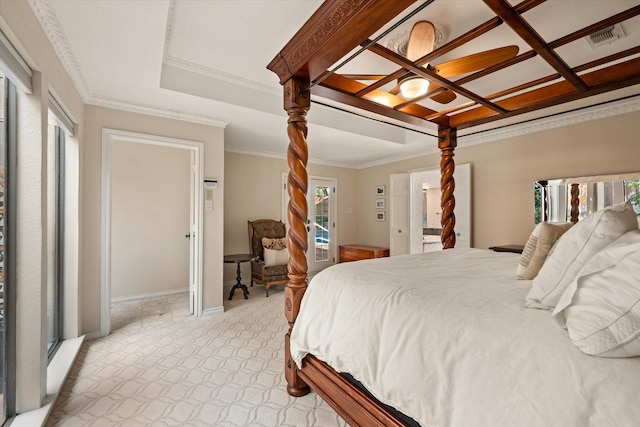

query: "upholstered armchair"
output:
248 219 290 297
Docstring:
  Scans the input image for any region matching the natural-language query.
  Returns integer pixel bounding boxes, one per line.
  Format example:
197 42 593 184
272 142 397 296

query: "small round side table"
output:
224 254 254 300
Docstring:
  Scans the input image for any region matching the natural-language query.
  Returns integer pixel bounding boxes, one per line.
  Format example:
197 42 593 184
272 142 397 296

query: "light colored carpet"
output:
47 285 346 426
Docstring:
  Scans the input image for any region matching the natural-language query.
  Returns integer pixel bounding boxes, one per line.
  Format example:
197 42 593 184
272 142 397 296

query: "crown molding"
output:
88 96 228 128
163 0 176 61
164 55 281 96
29 0 227 128
162 0 279 95
28 0 91 101
459 95 640 148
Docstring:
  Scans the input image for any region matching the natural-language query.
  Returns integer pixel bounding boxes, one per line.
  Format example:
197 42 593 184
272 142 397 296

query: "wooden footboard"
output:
298 355 406 427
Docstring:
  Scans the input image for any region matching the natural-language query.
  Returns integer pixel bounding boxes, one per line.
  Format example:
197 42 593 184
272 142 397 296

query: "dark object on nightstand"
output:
489 245 524 254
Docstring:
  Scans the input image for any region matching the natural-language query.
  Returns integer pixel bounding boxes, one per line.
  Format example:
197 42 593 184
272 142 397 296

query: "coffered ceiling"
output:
29 0 640 168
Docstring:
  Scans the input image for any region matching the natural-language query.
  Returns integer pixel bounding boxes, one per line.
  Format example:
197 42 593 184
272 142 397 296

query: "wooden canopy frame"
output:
267 0 640 425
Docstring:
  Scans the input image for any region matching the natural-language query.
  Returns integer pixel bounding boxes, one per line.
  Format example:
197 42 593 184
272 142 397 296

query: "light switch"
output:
206 189 214 211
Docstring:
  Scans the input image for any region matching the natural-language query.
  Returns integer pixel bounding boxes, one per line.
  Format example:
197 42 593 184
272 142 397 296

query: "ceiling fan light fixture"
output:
399 76 430 98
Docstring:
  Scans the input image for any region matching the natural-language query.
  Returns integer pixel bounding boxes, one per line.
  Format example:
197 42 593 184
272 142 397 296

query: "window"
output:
47 121 66 357
0 70 17 424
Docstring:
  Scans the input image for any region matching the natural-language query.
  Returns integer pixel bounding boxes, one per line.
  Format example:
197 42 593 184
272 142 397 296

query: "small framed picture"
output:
375 185 386 196
376 211 386 222
375 198 385 209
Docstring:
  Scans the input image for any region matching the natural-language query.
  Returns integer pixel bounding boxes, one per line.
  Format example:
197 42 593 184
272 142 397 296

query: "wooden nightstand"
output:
339 245 390 262
489 245 524 254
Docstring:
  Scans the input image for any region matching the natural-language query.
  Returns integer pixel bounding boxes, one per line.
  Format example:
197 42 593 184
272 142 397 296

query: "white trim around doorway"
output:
100 128 205 337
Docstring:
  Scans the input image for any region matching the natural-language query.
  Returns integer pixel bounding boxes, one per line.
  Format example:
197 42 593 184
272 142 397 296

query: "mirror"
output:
534 172 640 224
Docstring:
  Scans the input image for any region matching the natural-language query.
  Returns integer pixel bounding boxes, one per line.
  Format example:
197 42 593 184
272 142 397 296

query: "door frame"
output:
409 163 471 253
101 129 204 337
281 173 338 272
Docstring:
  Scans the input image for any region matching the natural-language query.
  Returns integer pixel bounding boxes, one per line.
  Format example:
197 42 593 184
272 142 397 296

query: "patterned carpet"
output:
47 285 346 426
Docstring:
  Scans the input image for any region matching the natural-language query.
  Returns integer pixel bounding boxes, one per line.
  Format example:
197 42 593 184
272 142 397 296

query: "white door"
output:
409 163 471 252
389 173 410 256
188 151 196 314
282 174 337 274
308 178 336 273
454 163 471 248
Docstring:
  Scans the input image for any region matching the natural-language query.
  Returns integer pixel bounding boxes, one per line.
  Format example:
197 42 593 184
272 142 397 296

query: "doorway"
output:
282 174 337 274
101 129 204 337
409 163 471 253
390 164 471 256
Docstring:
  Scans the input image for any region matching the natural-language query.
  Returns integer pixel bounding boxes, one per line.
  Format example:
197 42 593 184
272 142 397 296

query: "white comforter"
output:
290 249 640 427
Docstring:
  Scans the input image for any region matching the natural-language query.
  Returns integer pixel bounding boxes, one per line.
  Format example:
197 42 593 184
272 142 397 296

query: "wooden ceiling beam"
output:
574 46 640 73
483 0 588 91
315 73 449 127
366 42 507 113
312 84 448 128
450 57 640 128
355 17 503 97
549 5 640 49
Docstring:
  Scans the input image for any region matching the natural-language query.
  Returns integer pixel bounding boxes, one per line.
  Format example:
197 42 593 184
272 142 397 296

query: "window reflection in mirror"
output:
534 173 640 224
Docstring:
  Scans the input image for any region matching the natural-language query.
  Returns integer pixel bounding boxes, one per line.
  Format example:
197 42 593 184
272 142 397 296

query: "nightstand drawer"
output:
339 245 390 262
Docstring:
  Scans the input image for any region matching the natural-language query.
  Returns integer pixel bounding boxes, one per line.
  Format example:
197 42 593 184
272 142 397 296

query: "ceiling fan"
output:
345 20 519 104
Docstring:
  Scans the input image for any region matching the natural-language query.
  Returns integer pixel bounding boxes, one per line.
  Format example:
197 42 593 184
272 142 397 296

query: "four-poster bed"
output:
267 0 640 425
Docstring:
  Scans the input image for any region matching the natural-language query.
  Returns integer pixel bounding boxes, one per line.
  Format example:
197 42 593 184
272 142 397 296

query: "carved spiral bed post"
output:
439 126 457 249
570 183 580 223
283 77 311 397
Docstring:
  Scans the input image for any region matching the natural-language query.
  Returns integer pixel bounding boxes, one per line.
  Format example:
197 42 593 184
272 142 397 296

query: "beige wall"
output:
223 151 358 282
111 141 190 299
83 105 225 331
357 110 640 249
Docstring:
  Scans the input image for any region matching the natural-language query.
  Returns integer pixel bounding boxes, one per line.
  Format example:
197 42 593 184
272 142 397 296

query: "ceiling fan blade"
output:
406 21 436 61
433 45 519 77
430 88 457 104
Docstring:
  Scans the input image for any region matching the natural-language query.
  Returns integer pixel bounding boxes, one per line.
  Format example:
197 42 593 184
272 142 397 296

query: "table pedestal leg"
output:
228 261 249 300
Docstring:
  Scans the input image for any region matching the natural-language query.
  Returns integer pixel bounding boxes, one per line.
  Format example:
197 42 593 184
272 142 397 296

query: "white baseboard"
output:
201 306 224 318
111 287 189 303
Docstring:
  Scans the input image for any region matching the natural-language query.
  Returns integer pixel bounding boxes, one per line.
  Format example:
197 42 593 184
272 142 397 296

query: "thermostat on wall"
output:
204 179 218 189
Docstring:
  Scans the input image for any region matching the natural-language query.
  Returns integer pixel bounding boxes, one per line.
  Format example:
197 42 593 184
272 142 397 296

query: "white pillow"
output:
264 247 289 267
526 201 638 309
517 222 573 280
552 229 640 357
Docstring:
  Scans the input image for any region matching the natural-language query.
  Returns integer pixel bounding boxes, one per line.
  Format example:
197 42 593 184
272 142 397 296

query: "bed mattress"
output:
290 248 640 426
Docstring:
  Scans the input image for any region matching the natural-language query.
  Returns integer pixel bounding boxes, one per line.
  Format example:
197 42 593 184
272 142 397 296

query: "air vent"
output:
585 23 625 48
